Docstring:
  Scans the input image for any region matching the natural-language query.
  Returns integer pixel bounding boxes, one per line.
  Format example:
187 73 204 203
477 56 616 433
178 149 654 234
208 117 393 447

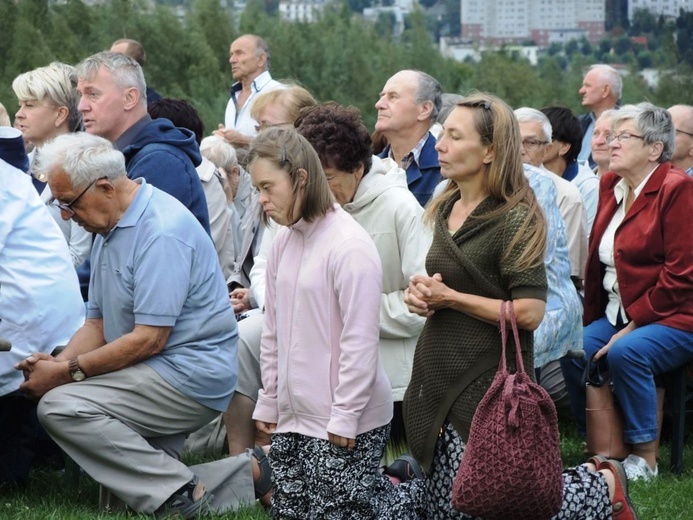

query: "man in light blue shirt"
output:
578 65 621 168
17 132 241 517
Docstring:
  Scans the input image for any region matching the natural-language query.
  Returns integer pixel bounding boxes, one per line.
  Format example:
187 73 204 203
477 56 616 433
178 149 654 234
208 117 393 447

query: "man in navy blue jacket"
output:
76 51 210 234
375 70 442 207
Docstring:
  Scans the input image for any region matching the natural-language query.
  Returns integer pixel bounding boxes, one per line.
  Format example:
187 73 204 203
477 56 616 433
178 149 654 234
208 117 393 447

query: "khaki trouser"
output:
37 364 252 513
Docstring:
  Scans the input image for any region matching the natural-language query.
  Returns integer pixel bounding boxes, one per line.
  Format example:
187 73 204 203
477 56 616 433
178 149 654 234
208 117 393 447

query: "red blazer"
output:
584 162 693 330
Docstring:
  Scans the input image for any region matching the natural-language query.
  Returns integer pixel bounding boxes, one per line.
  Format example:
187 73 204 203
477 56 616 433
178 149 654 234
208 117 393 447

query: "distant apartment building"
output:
629 0 693 21
461 0 605 47
279 0 326 22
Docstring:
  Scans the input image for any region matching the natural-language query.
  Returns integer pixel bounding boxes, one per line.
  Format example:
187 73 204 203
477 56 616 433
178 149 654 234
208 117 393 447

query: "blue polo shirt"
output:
87 179 237 412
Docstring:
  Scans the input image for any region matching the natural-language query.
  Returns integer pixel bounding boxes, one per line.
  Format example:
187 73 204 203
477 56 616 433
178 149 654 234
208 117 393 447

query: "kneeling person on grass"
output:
16 132 239 517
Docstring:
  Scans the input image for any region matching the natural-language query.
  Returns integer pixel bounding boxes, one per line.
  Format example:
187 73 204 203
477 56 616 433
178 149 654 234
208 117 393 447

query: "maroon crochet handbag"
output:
451 301 563 520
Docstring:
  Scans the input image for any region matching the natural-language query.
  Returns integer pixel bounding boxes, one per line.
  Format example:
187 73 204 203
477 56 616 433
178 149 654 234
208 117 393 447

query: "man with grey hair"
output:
375 70 442 206
515 107 588 293
16 132 273 517
668 104 693 176
578 64 622 167
76 51 210 233
215 34 282 148
110 38 163 104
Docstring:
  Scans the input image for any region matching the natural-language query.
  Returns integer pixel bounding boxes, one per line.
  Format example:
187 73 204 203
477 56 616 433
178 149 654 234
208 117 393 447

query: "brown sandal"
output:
600 458 639 520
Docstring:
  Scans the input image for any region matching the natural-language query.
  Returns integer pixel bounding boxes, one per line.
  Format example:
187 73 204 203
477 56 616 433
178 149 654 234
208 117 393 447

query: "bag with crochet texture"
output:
451 301 563 520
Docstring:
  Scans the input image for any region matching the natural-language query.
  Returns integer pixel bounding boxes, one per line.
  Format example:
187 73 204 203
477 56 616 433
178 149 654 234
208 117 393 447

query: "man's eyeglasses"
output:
676 128 693 138
522 138 549 150
606 133 644 145
49 176 107 217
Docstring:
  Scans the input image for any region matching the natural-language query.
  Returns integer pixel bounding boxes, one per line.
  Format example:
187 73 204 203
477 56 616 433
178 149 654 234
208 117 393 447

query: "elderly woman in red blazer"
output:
562 102 693 482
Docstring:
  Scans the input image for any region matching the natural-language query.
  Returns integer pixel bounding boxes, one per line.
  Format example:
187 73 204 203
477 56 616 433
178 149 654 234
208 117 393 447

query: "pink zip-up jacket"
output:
253 205 393 440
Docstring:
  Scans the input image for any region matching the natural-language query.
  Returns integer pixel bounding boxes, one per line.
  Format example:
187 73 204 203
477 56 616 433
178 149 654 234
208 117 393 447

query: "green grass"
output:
2 425 691 519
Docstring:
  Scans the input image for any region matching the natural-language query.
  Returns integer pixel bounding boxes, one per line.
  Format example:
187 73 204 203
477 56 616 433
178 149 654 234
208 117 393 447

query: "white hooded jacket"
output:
343 156 431 400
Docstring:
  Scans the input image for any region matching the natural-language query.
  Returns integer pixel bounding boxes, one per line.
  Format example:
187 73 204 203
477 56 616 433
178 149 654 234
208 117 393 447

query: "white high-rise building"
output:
629 0 693 21
278 0 327 22
461 0 605 47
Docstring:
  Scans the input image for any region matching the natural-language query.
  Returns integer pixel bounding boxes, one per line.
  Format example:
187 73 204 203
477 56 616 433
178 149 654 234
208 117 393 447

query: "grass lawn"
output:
2 422 691 519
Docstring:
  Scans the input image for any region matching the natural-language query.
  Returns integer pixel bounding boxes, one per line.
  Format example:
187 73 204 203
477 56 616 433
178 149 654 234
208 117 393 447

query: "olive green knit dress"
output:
403 192 547 472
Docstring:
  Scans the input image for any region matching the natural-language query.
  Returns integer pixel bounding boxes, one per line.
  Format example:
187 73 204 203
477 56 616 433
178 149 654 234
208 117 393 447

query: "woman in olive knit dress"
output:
398 93 638 519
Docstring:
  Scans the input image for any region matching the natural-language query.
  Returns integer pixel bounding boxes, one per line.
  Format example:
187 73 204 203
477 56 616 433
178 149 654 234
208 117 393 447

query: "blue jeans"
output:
561 317 693 444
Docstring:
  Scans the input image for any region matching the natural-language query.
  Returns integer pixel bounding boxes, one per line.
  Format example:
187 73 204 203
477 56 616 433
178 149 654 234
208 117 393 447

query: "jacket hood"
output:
345 156 408 212
123 118 201 167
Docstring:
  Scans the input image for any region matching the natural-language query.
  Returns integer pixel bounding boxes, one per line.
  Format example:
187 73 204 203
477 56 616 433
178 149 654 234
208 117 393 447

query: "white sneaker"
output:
622 454 658 481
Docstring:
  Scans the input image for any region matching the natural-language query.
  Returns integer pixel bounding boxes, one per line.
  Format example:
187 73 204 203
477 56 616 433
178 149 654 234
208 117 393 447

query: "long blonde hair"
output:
426 93 546 271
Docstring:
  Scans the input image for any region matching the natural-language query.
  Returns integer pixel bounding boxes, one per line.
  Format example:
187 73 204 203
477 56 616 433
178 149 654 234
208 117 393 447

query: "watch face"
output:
72 370 86 382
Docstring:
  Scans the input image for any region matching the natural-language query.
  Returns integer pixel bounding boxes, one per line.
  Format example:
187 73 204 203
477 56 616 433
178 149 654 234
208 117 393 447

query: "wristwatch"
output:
68 358 87 382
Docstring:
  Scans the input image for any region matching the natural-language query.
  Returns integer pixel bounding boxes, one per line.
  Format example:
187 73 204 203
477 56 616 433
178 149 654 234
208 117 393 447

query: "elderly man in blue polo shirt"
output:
16 133 249 518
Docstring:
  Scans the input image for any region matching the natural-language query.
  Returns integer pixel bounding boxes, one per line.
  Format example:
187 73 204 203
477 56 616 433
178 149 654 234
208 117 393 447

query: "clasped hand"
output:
229 287 251 313
404 273 450 318
15 353 68 400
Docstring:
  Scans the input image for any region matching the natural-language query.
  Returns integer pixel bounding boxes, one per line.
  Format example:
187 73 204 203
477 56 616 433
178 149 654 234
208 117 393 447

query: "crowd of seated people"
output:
3 34 693 520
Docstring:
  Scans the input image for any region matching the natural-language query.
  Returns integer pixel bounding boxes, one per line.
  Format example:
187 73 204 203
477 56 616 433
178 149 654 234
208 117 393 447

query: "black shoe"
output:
155 476 213 519
383 454 424 482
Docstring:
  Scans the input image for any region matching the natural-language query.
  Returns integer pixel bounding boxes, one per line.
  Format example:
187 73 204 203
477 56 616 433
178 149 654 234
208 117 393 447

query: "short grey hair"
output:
200 135 238 172
12 62 82 132
437 93 465 124
35 132 126 188
76 51 147 107
255 35 271 71
514 107 553 143
411 70 442 122
589 64 622 100
611 102 675 163
597 108 618 123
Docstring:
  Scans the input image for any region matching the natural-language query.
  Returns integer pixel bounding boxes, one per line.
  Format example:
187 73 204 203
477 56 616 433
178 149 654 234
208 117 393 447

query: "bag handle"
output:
499 301 525 375
582 351 607 387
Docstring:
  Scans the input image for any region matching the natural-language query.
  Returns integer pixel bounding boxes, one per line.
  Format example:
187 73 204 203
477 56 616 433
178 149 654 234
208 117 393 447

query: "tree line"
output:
1 0 692 134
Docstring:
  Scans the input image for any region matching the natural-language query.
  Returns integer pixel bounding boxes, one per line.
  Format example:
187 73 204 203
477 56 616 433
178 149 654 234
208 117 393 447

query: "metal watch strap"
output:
68 358 87 379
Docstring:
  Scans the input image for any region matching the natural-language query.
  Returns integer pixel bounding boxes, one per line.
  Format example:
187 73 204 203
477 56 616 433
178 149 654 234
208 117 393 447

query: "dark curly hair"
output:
295 102 372 175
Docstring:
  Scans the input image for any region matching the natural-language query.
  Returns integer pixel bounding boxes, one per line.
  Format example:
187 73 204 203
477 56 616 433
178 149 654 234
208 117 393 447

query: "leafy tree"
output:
1 0 692 134
190 0 237 73
564 39 579 57
598 39 611 58
346 0 372 12
17 0 51 34
636 50 653 69
0 0 19 75
630 8 656 35
546 43 562 56
444 0 461 37
612 35 631 56
401 9 440 73
52 0 99 58
580 37 592 56
374 11 396 36
469 51 544 109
